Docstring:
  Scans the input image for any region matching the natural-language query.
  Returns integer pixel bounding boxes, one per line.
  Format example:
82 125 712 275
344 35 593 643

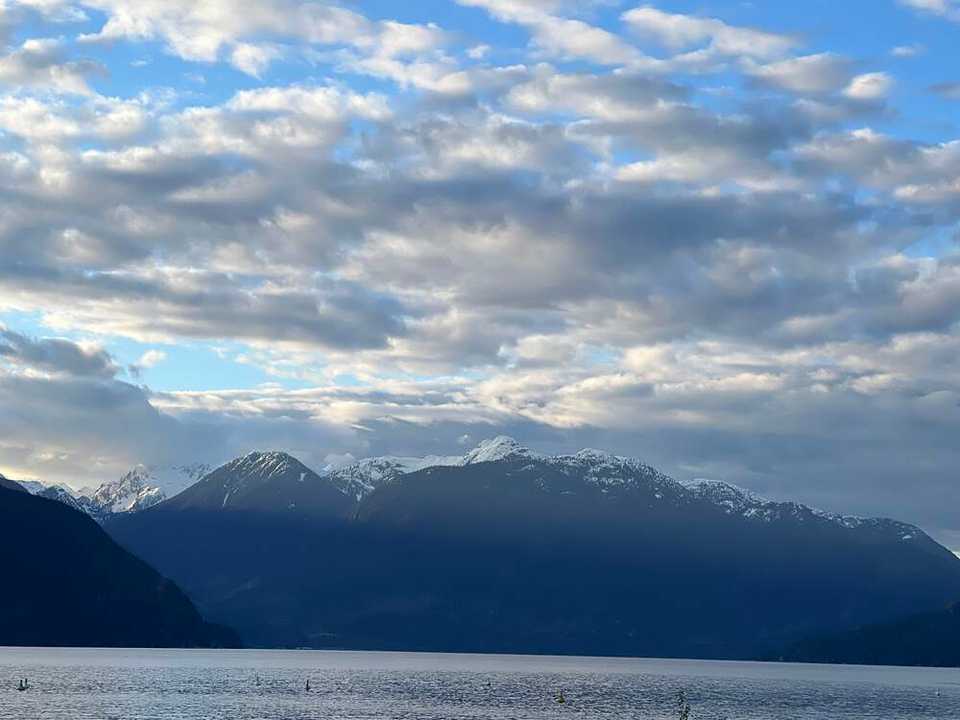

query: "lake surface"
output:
0 647 958 719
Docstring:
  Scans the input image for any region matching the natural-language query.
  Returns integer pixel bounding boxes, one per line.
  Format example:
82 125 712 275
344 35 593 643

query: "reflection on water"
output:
0 647 958 719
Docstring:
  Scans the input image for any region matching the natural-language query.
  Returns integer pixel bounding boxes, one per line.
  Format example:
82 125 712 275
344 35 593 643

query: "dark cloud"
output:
0 328 118 378
0 265 408 350
930 82 960 100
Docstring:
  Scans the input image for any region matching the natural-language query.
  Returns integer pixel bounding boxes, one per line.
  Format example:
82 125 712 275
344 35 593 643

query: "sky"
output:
0 0 958 544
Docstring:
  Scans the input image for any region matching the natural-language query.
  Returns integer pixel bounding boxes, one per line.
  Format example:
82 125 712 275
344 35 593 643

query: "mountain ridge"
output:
20 436 937 548
104 436 960 658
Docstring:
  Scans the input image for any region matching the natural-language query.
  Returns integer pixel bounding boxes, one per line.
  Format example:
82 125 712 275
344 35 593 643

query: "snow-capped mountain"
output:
12 479 100 514
323 437 533 501
108 435 960 659
17 479 48 495
160 451 354 517
36 485 98 515
85 463 210 516
460 435 532 464
93 467 166 514
322 436 533 502
324 436 663 501
9 464 211 520
328 436 927 543
325 454 461 501
7 436 931 546
681 478 926 540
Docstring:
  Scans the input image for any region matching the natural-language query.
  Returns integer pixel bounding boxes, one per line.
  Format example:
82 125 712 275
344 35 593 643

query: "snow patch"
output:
461 436 536 465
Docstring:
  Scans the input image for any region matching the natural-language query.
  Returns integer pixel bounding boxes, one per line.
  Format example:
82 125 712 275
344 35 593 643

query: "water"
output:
0 648 958 719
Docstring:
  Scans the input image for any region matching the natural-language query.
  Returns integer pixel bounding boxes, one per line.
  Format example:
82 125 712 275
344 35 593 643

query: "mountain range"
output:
98 437 960 660
0 478 237 648
20 463 210 521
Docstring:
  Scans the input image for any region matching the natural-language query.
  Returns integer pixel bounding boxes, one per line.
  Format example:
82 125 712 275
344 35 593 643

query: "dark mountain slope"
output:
783 602 960 667
0 473 26 493
0 484 238 648
106 439 960 658
347 457 960 657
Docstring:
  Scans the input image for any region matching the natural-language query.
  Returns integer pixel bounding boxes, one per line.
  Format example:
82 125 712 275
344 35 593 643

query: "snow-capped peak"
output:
326 455 460 501
17 479 49 495
93 465 167 514
682 478 768 514
77 462 212 517
461 436 535 465
680 478 926 542
228 451 302 480
321 437 536 502
573 448 616 462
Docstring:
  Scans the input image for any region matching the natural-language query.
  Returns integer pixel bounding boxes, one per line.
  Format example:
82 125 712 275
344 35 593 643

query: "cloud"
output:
0 94 148 143
843 72 894 101
795 129 960 206
69 0 451 81
747 53 854 94
457 0 643 65
505 66 689 120
622 6 798 59
930 81 960 99
128 349 166 378
0 0 959 549
0 37 104 94
0 267 411 350
229 42 282 77
891 44 924 57
0 327 118 377
899 0 960 21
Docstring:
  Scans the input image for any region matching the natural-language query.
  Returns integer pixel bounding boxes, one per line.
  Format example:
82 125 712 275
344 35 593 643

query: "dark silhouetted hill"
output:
783 601 960 667
0 484 238 648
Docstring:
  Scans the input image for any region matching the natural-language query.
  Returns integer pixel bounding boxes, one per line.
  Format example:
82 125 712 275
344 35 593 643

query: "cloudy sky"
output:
0 0 958 543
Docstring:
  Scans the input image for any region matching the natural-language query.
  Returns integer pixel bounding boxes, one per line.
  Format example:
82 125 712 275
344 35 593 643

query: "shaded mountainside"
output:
0 484 238 648
0 473 26 493
106 438 960 659
783 602 960 668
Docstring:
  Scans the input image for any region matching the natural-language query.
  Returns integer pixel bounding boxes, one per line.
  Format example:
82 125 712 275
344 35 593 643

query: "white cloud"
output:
467 44 491 59
891 44 924 57
844 72 894 101
457 0 643 65
71 0 449 81
622 6 797 59
747 53 853 94
137 349 166 368
229 42 282 77
0 38 102 94
899 0 960 21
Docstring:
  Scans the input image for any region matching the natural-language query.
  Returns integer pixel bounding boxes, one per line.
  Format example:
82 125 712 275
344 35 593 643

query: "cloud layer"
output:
0 0 959 546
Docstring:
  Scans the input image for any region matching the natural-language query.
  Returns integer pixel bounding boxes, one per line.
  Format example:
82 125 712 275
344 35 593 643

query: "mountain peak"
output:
461 436 535 465
326 454 461 501
163 449 354 517
573 448 617 462
229 451 304 478
94 466 166 514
